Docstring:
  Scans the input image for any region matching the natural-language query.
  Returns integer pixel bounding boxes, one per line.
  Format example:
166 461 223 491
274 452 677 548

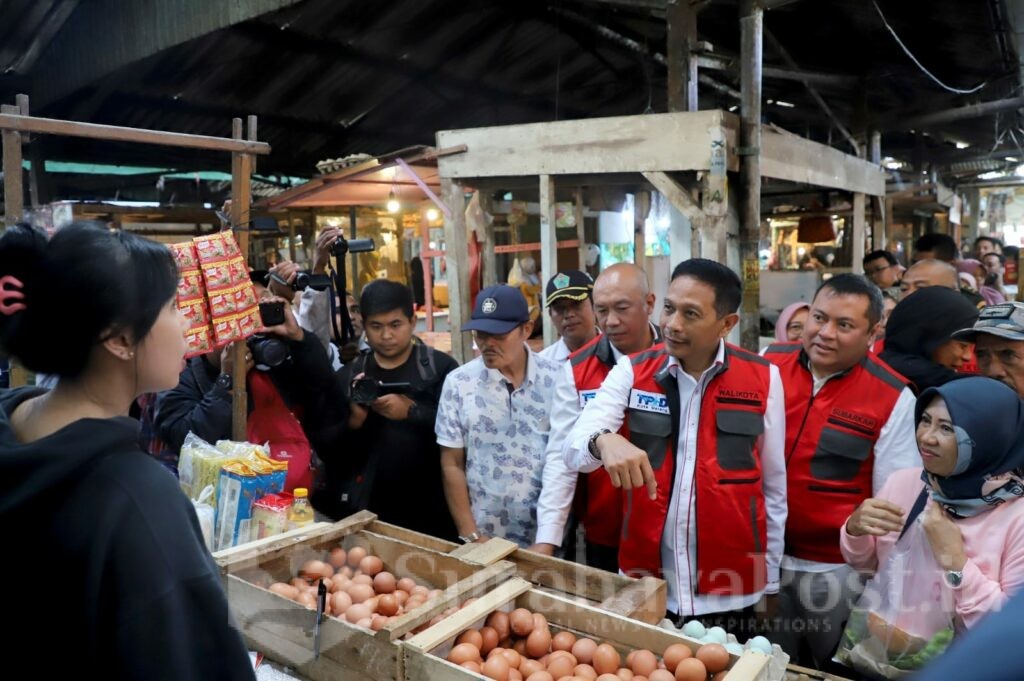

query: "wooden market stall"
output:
435 111 886 362
0 94 264 440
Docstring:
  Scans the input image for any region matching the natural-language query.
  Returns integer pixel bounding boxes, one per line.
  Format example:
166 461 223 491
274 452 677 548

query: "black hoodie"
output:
0 387 255 679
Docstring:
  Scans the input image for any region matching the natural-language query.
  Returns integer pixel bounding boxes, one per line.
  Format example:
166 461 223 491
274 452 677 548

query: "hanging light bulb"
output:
426 207 439 222
387 189 400 213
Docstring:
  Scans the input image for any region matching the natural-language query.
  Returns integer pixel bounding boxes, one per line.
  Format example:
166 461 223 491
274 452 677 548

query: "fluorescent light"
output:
882 156 904 170
1015 164 1024 177
955 141 970 149
1006 156 1019 162
978 171 1006 180
728 105 738 112
774 100 796 108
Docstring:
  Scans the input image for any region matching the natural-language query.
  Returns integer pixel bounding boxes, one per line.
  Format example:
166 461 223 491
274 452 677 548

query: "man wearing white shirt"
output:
763 274 918 668
538 270 599 363
532 264 659 566
563 259 787 632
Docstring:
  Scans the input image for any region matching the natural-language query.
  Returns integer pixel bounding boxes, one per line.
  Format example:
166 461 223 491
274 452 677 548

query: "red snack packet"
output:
184 325 214 358
195 233 229 263
213 315 242 346
179 297 210 328
169 242 199 270
202 261 234 290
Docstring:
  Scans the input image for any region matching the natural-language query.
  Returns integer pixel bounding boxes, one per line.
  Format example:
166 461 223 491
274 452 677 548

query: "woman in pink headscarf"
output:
959 259 1006 306
775 301 810 342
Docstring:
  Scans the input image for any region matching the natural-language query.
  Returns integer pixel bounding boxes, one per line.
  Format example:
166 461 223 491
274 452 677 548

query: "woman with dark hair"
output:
0 223 255 679
880 286 979 392
842 377 1024 632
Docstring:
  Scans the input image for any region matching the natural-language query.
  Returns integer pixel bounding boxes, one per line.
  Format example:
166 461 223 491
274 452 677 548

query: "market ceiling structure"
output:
1 0 1023 200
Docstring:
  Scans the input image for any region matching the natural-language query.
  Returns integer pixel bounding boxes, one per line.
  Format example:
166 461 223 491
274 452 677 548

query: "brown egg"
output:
488 647 507 660
405 597 425 611
552 631 577 652
648 671 675 681
526 627 552 658
373 571 397 594
363 595 380 613
597 675 622 681
483 654 511 681
328 547 347 569
319 577 334 592
673 658 707 681
574 664 598 679
331 591 352 615
321 564 335 578
457 629 484 650
352 573 374 586
533 613 549 631
290 577 309 589
616 669 634 681
661 644 692 673
295 592 317 609
510 608 535 637
359 555 384 577
695 644 729 674
346 546 367 568
487 611 512 640
355 617 372 629
397 577 417 593
480 626 500 655
462 661 483 674
345 602 373 624
520 659 545 677
347 583 375 604
449 643 483 666
546 653 576 679
370 614 387 631
393 590 410 605
299 559 327 581
508 670 523 681
593 644 621 675
629 650 658 678
501 648 522 669
525 673 554 681
339 565 355 579
377 594 400 617
572 639 598 665
268 582 300 600
411 584 430 597
513 639 529 657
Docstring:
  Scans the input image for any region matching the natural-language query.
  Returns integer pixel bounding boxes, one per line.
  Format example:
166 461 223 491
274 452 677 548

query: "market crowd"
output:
3 221 1024 678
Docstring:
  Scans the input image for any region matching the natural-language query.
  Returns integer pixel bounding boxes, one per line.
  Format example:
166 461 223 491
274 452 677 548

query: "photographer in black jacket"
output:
312 280 458 540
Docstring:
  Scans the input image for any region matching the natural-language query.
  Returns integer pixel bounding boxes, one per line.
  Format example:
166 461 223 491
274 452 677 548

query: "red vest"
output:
569 335 623 547
247 370 313 493
618 343 771 596
763 342 908 563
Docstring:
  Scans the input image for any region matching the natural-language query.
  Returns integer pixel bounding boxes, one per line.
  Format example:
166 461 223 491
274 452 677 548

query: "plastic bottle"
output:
287 488 315 530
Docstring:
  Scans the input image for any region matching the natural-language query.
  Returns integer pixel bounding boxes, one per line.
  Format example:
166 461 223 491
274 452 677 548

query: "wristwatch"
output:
459 531 481 544
588 428 612 460
215 373 233 391
945 569 964 588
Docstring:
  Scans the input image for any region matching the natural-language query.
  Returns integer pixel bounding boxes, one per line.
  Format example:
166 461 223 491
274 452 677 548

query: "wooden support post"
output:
666 0 698 112
482 211 497 288
852 192 866 273
738 0 763 352
421 217 435 332
287 214 297 263
642 170 704 264
442 179 471 362
633 191 650 274
539 174 557 346
575 188 586 270
230 117 254 441
870 130 883 249
884 196 894 251
2 104 24 227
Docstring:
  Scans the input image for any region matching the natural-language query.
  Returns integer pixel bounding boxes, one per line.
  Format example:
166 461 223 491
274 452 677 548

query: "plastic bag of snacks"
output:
249 492 294 541
214 450 288 550
835 520 957 678
191 484 217 552
178 432 242 501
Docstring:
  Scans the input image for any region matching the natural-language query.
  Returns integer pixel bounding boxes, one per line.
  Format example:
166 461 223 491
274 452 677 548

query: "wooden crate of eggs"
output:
214 511 516 681
365 519 667 624
402 577 774 681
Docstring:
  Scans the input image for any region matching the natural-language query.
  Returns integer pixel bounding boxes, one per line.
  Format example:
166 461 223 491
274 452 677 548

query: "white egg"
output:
725 643 744 656
705 626 728 644
681 620 707 639
748 636 773 655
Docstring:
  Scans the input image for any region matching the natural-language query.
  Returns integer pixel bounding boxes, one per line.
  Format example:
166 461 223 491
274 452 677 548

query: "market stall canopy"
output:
259 146 445 210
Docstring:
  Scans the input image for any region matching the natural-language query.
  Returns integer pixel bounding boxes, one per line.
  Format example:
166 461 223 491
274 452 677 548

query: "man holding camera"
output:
154 272 338 491
311 280 459 540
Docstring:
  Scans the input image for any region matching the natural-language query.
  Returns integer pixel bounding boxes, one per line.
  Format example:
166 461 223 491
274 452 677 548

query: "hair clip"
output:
0 275 26 315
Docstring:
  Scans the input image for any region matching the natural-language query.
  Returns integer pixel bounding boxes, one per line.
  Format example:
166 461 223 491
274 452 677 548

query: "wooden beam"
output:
0 112 271 155
437 111 739 178
575 188 587 270
442 179 471 363
667 0 698 112
759 125 886 195
642 171 704 224
540 175 557 346
230 117 254 441
739 0 763 352
696 53 857 87
892 96 1024 130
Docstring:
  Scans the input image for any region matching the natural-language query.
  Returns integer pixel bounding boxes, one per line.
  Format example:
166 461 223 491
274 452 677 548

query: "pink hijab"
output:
776 301 810 341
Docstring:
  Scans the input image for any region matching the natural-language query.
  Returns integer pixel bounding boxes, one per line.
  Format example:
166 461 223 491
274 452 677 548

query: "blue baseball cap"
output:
462 285 531 334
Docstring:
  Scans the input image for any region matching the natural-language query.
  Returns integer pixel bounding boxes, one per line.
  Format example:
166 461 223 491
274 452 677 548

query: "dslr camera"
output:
331 236 376 258
350 378 412 404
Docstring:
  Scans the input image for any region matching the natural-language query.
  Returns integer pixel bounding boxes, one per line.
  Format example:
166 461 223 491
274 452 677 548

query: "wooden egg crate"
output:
365 518 667 624
402 577 776 681
213 511 515 681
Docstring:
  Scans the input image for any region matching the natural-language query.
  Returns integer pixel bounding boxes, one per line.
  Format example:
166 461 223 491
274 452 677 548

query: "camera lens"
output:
247 335 289 367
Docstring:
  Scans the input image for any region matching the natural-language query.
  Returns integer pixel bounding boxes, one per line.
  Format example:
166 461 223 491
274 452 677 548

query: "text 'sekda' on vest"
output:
617 343 772 597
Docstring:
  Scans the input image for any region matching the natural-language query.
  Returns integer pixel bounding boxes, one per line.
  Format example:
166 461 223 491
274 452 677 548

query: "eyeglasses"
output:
864 263 895 276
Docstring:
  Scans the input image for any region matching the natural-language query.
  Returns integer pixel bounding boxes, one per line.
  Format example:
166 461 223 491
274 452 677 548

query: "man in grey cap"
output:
953 302 1024 398
540 270 599 363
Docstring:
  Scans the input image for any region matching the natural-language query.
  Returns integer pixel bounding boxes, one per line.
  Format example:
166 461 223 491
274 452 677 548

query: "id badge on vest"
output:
628 388 670 414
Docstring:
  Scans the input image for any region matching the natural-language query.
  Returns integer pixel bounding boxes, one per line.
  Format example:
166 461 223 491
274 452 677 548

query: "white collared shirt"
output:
563 340 788 616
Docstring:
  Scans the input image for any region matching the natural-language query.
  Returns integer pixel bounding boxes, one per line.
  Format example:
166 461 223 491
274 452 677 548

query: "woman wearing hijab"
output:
775 301 810 342
841 376 1024 630
880 287 979 392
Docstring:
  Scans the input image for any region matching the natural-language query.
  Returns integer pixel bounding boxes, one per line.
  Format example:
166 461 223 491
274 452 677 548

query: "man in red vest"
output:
531 264 659 567
564 259 787 631
763 274 918 668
